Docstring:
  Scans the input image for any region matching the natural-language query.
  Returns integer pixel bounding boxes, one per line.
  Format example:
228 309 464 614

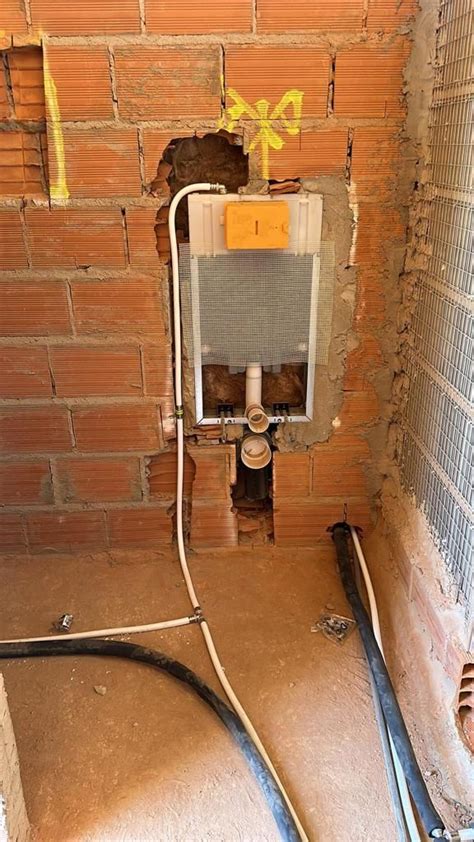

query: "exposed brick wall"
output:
0 0 416 552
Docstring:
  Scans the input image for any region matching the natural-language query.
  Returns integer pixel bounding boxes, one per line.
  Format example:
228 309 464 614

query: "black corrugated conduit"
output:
0 638 299 842
330 522 445 839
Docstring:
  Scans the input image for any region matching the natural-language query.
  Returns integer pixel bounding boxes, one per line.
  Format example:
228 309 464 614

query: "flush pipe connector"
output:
245 363 270 434
211 182 227 194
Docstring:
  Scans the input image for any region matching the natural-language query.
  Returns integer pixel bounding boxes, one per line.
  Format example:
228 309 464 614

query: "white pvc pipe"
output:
349 526 421 842
246 364 262 406
170 183 308 841
245 364 269 433
0 617 193 644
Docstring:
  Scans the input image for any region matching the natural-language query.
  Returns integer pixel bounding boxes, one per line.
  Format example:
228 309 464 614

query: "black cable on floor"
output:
330 522 445 839
0 638 300 842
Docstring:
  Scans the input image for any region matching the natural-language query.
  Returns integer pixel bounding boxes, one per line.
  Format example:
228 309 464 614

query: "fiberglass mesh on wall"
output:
400 0 473 609
179 241 335 369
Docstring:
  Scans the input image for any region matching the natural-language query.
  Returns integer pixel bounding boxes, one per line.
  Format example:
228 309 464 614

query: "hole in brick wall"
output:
232 457 274 546
152 131 249 247
0 46 49 197
202 364 306 415
457 662 474 754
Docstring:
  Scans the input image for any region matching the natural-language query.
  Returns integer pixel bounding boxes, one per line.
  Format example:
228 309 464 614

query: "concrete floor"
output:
0 544 399 841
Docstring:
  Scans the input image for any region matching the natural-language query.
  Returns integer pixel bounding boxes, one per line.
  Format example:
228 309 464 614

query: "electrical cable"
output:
350 525 419 842
331 522 445 838
169 182 309 841
0 638 299 842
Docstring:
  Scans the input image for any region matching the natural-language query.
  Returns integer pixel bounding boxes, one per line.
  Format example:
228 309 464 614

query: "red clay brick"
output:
54 129 141 198
257 0 364 32
0 460 53 505
367 0 418 31
26 208 127 269
0 210 28 269
356 202 405 260
0 513 26 551
50 346 143 397
142 130 194 185
0 406 72 454
45 47 113 120
0 282 71 336
126 208 159 265
8 47 45 121
56 457 142 502
146 0 252 33
273 452 311 498
187 444 236 500
148 450 195 498
142 343 174 397
225 48 329 118
2 0 28 34
356 204 405 265
274 498 372 545
0 72 10 120
311 434 370 496
30 0 140 34
115 47 221 120
338 389 380 430
72 404 162 452
0 131 46 196
71 278 164 336
0 347 52 398
107 506 172 546
350 128 401 198
335 41 410 117
27 510 107 553
190 501 238 547
269 129 348 180
187 445 237 546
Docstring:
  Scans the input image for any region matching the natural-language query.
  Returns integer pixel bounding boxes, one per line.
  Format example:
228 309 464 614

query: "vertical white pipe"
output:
245 364 263 407
245 364 269 433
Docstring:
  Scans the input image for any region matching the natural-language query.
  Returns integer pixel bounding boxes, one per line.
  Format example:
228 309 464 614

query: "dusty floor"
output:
0 543 403 841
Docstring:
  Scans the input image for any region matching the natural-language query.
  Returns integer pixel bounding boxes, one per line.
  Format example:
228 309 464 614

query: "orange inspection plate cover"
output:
224 201 289 250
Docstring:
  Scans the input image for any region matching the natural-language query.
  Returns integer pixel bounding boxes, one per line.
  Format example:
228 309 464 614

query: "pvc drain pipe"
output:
169 183 309 842
241 432 272 470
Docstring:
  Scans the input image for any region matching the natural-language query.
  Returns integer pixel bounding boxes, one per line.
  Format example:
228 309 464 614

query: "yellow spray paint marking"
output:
220 88 304 180
43 45 69 200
